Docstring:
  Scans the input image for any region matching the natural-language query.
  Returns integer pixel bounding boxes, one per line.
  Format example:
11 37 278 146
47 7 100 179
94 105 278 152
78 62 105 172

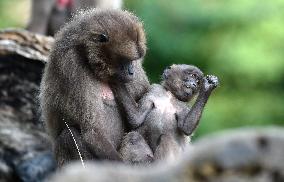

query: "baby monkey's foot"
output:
203 75 219 92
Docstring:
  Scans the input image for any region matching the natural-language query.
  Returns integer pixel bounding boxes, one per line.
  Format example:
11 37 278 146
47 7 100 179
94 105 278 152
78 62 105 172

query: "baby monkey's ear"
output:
91 32 109 43
162 66 172 80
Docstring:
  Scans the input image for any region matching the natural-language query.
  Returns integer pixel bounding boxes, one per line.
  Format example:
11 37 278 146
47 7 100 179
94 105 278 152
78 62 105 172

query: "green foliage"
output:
124 0 284 138
0 0 29 28
1 0 283 138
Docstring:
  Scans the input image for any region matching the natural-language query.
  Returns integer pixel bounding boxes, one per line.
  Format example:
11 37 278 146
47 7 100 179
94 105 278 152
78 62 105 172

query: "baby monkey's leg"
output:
154 134 181 162
119 131 154 164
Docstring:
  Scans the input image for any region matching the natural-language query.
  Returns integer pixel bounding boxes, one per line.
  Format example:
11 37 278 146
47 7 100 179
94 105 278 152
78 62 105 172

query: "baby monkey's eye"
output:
190 73 197 78
98 34 109 43
183 78 189 82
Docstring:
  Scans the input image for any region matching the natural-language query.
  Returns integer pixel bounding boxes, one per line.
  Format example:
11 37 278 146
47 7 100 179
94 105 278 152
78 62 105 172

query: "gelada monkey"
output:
113 64 218 163
40 9 150 167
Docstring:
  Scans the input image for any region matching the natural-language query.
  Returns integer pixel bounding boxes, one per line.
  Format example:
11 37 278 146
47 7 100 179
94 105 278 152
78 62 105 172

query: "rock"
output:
15 152 56 182
0 29 56 182
182 127 284 182
49 127 284 182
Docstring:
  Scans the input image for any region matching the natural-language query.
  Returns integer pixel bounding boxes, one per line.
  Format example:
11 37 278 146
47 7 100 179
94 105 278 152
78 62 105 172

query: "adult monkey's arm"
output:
111 83 153 129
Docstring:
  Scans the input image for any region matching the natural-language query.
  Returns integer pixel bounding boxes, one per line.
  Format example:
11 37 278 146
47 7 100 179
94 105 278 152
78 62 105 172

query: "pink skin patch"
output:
101 83 114 100
57 0 73 8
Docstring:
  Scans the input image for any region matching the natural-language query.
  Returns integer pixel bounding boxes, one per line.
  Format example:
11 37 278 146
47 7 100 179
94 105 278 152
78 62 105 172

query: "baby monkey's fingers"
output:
202 75 219 92
205 75 219 88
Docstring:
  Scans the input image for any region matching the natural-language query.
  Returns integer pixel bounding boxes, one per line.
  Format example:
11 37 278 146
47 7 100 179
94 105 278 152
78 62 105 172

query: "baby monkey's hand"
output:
203 75 219 93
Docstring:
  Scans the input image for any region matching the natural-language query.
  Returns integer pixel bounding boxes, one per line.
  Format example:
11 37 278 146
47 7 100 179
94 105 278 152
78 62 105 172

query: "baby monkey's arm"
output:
111 83 153 129
178 75 219 135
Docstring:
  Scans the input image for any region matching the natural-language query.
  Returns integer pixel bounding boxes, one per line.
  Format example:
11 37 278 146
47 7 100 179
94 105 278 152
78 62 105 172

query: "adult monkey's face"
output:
82 10 147 82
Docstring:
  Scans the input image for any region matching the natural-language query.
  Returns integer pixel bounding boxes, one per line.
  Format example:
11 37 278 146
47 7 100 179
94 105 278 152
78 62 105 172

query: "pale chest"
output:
152 91 177 116
145 91 183 134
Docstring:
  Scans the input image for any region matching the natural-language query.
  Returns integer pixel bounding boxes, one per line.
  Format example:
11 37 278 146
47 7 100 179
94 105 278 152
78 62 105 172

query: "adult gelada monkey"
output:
27 0 123 35
40 9 149 167
113 65 219 163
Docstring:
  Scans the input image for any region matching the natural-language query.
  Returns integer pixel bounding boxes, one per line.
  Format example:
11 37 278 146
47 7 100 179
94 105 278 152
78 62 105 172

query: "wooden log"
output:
0 28 53 62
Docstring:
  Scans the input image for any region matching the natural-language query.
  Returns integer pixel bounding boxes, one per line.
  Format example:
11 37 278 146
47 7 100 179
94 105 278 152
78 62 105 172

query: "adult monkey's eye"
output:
98 33 109 43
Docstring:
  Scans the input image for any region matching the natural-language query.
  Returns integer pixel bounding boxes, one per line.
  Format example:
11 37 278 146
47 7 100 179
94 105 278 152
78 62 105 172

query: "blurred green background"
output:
1 0 283 138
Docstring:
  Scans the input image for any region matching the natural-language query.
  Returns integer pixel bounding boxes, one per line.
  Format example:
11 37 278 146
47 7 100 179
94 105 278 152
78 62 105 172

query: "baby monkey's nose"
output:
186 80 197 88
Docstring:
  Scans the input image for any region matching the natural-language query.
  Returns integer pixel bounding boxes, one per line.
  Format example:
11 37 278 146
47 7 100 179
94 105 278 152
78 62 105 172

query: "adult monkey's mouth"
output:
115 61 135 82
120 62 134 76
127 63 134 75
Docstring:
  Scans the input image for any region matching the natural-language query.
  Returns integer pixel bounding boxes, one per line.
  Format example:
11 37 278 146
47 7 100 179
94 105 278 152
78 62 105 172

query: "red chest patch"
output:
57 0 73 8
101 83 114 100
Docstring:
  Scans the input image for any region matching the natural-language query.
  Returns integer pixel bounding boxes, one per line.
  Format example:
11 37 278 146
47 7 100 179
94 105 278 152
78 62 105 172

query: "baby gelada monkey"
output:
113 64 219 164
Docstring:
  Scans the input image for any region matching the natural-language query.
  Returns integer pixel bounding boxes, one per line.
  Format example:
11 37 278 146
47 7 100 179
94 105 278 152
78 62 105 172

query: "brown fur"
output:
40 9 150 167
113 65 218 163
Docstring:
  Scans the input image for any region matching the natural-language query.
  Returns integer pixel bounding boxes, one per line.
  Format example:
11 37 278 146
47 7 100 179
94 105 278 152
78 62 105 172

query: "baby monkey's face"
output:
83 10 146 82
162 64 204 102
